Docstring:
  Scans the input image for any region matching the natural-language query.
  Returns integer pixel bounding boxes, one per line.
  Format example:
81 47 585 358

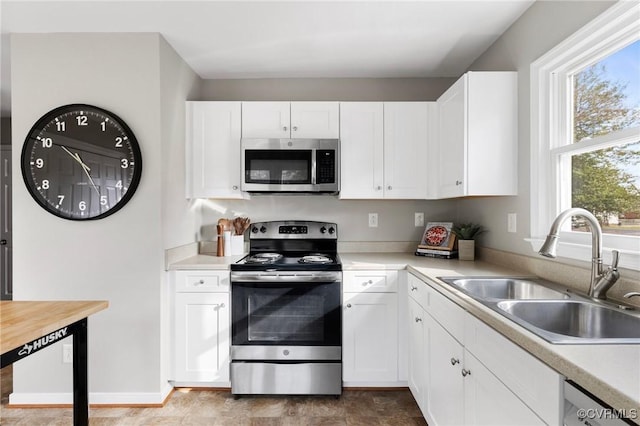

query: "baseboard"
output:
8 382 174 407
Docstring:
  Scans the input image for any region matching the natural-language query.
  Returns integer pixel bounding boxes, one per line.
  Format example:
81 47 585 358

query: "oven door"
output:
231 273 341 354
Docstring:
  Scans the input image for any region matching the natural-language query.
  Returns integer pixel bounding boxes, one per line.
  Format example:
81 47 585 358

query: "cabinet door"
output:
242 102 291 138
290 102 339 138
343 292 398 383
339 102 384 199
186 102 244 199
174 293 230 383
425 314 465 426
408 297 427 413
383 102 430 199
464 352 545 426
437 76 466 198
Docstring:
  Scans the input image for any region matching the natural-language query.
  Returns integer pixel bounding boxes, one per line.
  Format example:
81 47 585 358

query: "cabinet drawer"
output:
343 271 398 293
407 273 428 309
173 271 230 293
425 283 465 343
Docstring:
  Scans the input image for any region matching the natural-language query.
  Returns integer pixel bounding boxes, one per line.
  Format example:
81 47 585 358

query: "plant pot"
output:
458 239 475 261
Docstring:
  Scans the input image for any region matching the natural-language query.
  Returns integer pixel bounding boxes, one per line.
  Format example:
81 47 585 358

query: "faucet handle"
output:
624 292 640 299
610 250 620 269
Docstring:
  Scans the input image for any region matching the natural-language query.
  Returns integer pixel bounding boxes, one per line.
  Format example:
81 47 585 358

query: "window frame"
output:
529 1 640 271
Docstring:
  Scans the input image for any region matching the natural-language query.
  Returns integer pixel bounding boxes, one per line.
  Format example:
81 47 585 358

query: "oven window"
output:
244 150 311 184
232 282 341 346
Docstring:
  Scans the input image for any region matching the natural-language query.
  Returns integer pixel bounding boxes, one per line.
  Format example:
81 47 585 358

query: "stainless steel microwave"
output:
241 138 340 193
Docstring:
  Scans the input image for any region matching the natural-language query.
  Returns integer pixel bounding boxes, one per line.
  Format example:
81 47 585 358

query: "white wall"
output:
459 1 615 256
10 33 198 403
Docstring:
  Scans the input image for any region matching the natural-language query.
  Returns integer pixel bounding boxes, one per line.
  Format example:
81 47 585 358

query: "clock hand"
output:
61 146 100 196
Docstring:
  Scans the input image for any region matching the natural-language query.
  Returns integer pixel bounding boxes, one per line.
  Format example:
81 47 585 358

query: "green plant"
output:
452 223 484 240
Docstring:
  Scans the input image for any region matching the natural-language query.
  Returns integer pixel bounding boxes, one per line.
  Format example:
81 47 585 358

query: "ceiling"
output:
0 0 534 116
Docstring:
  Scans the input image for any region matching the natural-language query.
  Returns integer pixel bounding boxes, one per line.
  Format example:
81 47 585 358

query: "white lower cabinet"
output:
408 273 562 426
343 270 401 385
172 271 230 385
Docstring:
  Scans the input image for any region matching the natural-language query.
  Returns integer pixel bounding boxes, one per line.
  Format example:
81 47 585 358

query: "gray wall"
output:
201 77 455 101
460 0 615 256
11 33 199 401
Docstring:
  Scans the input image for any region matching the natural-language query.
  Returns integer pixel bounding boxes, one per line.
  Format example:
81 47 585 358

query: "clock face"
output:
21 104 142 220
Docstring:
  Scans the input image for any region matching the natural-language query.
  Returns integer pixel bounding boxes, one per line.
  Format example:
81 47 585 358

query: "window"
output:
531 2 640 271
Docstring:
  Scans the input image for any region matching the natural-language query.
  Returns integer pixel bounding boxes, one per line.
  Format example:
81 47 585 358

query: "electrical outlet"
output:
62 343 73 364
507 213 517 233
368 213 378 228
415 212 424 227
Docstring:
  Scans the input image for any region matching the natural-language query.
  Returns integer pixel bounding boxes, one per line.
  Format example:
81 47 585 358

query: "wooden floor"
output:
0 365 427 425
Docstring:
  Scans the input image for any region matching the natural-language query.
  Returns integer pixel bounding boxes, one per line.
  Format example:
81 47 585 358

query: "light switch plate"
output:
415 212 424 227
368 213 378 228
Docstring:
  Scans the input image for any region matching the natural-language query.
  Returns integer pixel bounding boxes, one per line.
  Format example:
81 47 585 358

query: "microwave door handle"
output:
311 149 317 185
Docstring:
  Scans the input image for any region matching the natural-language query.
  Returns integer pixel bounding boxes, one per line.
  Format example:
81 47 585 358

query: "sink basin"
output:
497 300 640 344
440 277 569 301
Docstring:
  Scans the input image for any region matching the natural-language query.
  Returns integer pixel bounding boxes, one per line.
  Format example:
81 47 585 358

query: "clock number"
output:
100 121 106 131
41 138 53 148
42 179 50 190
57 195 65 205
76 115 88 126
35 158 44 168
100 196 108 206
79 201 87 211
115 180 123 189
115 137 123 148
120 159 129 169
56 121 66 132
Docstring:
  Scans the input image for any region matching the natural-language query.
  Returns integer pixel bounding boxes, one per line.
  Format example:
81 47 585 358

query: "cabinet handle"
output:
362 279 373 286
455 180 463 186
410 285 418 291
387 185 392 190
195 279 205 286
376 186 382 191
450 357 460 365
292 126 298 131
282 126 288 131
232 185 238 190
347 303 352 308
415 317 422 323
461 369 471 377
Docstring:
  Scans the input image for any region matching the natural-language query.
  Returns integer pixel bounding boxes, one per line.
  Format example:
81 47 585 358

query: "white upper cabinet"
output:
436 71 518 198
384 102 431 198
242 101 339 139
339 102 384 199
340 102 432 199
186 101 246 199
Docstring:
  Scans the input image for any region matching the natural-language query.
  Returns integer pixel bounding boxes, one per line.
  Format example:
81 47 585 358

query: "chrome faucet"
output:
538 208 620 300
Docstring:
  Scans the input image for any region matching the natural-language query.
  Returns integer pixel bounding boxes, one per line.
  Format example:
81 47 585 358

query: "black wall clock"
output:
21 104 142 220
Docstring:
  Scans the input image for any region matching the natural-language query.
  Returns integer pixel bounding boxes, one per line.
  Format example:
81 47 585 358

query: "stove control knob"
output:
320 226 327 234
260 226 267 233
328 227 335 234
251 226 259 233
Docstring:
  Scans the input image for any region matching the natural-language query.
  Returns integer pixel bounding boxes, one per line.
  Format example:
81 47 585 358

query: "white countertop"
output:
168 251 640 420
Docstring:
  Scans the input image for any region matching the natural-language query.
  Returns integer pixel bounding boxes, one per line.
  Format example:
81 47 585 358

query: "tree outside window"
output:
568 40 640 236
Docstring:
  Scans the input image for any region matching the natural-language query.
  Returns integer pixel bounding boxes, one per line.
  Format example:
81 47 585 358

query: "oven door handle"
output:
230 272 341 283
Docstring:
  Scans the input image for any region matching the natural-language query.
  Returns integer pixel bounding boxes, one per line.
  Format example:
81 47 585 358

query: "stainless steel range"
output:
229 220 342 396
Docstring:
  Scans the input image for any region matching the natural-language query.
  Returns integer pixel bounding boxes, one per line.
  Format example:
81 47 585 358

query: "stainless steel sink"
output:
440 277 569 301
497 300 640 344
437 275 640 344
